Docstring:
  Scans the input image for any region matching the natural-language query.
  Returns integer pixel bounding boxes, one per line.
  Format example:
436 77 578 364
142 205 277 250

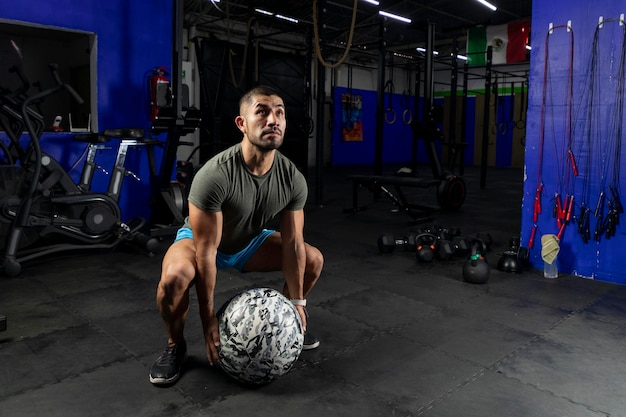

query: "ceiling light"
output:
362 0 380 5
456 54 469 61
255 9 273 16
416 47 439 56
275 14 299 24
475 0 497 11
379 10 412 24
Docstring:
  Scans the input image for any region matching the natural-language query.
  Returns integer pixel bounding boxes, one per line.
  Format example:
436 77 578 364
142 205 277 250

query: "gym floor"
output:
2 164 626 417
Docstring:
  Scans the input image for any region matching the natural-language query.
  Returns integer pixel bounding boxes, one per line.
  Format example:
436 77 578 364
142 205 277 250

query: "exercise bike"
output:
0 63 158 277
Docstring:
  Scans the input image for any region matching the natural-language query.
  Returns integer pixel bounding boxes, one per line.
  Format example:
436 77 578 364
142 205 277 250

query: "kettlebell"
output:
462 239 490 284
415 233 437 263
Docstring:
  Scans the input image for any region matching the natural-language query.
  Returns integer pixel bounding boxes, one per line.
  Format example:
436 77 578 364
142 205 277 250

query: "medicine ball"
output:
217 287 304 385
462 239 490 284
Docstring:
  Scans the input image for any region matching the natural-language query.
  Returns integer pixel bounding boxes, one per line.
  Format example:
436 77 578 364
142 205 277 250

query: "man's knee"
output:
307 245 324 276
159 253 196 297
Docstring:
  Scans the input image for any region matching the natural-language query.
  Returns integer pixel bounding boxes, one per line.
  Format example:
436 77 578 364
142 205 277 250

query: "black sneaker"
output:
149 341 187 385
303 332 320 350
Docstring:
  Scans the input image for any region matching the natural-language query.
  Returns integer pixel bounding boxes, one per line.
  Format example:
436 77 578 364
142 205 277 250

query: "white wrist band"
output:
290 299 307 307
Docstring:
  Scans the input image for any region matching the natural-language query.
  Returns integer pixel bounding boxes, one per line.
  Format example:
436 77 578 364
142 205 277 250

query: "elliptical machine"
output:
0 63 157 277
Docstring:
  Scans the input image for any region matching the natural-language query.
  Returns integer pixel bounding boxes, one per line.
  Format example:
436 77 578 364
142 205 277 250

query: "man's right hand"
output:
204 313 221 366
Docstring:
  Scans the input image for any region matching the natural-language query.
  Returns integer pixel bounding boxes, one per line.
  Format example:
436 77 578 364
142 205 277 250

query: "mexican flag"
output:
467 20 530 66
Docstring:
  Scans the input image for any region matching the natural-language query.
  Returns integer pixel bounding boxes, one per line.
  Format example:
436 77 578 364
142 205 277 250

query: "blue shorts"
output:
174 227 275 271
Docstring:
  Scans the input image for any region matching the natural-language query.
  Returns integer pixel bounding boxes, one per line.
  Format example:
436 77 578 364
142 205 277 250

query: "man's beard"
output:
251 129 284 151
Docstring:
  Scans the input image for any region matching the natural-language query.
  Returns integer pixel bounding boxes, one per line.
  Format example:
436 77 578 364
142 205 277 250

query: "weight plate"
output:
437 176 466 211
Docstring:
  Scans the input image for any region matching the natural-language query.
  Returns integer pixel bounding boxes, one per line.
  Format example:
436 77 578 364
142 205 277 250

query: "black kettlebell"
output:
462 239 490 284
415 233 437 263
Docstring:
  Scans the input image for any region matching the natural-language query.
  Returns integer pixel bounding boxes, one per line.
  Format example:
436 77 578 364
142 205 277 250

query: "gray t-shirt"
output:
185 143 307 254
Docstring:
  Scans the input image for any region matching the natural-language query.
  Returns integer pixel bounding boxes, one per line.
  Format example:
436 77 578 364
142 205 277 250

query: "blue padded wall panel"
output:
494 96 514 167
331 87 377 166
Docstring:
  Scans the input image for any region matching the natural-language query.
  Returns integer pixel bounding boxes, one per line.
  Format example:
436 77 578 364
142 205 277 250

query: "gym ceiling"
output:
183 0 532 60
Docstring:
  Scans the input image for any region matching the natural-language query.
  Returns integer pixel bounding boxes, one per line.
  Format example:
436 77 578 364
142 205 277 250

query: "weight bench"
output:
345 175 442 223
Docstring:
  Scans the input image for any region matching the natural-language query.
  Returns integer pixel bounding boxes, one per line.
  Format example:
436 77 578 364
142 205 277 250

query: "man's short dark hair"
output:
239 85 282 114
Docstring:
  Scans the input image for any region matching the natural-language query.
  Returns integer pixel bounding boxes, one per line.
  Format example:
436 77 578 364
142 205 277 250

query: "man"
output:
149 85 324 386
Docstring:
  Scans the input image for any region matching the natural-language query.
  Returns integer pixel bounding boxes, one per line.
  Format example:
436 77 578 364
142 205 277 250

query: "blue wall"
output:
523 0 626 284
330 87 517 171
331 87 455 169
331 87 413 167
1 0 172 222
